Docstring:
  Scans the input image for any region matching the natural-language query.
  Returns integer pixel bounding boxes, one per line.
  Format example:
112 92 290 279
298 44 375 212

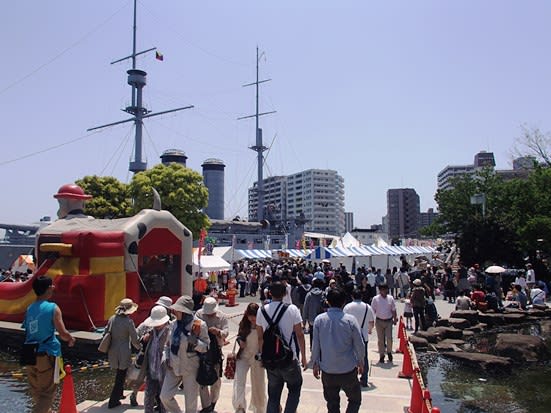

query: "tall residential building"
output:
248 176 287 223
287 169 345 235
344 212 354 233
437 151 495 191
202 158 225 220
248 169 345 236
387 188 420 239
419 208 438 228
497 156 537 181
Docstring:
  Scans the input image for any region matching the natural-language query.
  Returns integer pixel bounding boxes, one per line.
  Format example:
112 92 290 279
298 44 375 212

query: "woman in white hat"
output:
129 296 174 407
140 305 171 413
160 295 210 413
107 298 141 409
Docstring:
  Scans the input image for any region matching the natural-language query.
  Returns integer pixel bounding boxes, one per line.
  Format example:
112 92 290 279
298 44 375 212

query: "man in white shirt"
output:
256 282 307 413
343 289 375 387
370 284 397 364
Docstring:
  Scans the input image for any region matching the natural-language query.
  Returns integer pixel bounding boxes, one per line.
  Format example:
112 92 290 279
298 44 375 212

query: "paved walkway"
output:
77 296 455 413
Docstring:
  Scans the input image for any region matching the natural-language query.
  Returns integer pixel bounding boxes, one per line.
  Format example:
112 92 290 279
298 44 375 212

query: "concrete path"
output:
77 296 455 413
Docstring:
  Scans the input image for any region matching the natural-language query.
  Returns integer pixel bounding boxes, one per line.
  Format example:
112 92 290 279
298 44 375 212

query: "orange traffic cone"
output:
397 325 407 353
59 365 78 413
398 316 405 339
398 341 414 379
408 369 423 413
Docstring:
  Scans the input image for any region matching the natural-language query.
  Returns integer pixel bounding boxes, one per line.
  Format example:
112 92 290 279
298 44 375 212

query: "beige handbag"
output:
98 321 112 353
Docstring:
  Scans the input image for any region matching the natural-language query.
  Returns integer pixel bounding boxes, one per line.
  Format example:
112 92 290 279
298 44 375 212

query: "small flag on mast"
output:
155 51 164 61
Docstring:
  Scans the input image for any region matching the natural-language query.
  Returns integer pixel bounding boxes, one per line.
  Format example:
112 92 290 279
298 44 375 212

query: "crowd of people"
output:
21 253 550 413
0 269 32 282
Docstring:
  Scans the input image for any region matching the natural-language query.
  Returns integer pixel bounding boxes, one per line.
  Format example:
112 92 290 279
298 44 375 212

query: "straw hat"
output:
201 297 219 315
143 305 170 328
170 295 194 315
116 298 138 315
155 296 173 309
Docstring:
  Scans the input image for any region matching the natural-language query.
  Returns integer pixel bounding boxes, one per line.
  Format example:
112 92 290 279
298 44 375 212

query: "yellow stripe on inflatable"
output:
45 258 80 276
90 256 124 275
104 272 126 320
0 289 36 314
40 243 73 256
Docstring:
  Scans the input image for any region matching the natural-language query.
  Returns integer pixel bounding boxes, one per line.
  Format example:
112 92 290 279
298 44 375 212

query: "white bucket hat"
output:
201 297 219 315
143 305 170 327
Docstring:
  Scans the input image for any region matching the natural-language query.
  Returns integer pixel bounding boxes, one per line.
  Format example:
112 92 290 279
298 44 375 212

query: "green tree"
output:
76 175 131 218
129 163 210 238
434 168 523 266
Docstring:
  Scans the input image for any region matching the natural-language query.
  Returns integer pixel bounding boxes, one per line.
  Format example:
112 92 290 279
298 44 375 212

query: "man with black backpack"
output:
256 281 307 413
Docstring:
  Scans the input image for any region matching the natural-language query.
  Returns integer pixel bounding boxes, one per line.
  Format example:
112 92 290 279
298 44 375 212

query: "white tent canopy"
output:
192 249 231 272
331 232 361 248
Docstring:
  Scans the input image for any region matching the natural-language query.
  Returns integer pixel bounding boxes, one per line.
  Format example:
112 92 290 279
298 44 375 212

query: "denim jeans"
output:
266 360 303 413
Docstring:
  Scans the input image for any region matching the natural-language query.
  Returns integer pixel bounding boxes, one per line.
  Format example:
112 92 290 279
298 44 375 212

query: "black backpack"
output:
260 303 296 370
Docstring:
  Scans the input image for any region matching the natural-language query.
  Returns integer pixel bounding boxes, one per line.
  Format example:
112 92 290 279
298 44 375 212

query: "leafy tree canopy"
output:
128 163 210 238
76 175 131 218
434 166 551 272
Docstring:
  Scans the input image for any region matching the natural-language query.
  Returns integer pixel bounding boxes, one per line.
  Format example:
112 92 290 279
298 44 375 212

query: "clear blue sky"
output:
1 1 549 227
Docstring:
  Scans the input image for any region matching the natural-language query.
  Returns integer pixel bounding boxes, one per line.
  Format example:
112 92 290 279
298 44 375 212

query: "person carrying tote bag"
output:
106 298 141 409
224 340 237 380
98 320 113 353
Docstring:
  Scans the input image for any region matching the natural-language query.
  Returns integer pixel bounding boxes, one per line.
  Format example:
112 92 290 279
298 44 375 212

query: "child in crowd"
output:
403 298 413 330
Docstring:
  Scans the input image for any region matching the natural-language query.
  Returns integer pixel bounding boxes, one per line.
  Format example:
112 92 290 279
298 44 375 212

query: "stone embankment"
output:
409 306 551 374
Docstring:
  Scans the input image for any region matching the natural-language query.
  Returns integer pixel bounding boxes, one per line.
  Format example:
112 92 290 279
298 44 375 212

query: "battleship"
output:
0 219 51 270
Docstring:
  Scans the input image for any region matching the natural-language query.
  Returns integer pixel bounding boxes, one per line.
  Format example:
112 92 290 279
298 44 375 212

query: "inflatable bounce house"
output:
0 184 193 330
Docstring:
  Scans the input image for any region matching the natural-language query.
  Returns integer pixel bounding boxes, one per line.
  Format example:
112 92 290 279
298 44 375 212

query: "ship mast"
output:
88 0 193 173
238 46 276 221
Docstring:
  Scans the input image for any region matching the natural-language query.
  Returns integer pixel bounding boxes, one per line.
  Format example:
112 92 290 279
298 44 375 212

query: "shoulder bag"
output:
98 319 113 353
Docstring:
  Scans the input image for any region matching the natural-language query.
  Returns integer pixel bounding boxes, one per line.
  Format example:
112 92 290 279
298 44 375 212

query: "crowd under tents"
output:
204 245 437 270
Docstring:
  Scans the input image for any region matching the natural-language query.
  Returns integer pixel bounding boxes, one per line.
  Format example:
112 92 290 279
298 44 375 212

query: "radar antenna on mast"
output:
88 0 193 173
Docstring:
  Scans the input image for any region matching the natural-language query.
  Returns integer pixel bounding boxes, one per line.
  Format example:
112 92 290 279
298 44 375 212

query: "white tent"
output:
192 249 231 272
331 232 361 248
11 254 35 273
193 255 231 272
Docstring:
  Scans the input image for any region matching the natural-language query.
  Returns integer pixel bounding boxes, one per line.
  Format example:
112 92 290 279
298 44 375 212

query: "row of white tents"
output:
193 244 437 273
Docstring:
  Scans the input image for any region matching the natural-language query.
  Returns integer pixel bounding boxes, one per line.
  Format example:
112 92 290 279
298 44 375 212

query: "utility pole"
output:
238 46 276 221
88 0 193 173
